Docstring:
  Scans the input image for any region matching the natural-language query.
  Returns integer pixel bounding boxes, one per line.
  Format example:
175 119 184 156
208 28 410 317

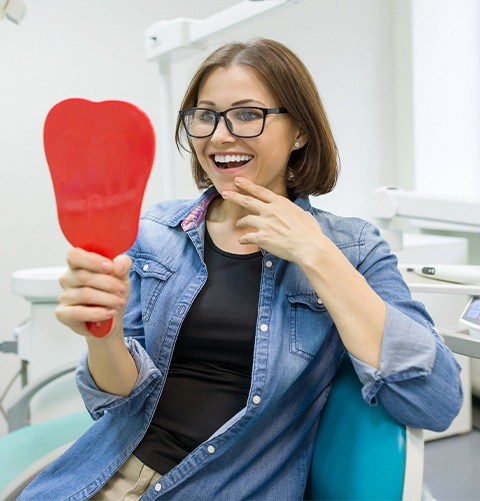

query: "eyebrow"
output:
196 99 268 107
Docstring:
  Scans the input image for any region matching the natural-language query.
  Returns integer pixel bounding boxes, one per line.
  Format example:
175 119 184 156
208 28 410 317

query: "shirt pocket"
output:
131 255 174 322
287 293 334 361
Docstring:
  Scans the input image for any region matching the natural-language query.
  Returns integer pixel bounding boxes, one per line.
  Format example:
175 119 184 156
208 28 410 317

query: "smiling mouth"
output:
211 154 253 169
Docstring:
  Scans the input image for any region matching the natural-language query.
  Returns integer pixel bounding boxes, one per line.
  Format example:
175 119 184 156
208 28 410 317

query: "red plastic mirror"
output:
44 98 155 337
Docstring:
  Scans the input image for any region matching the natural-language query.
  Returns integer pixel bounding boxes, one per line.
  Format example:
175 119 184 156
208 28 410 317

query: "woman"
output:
20 38 462 500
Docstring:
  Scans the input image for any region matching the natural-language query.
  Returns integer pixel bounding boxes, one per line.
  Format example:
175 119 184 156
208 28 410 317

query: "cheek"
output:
191 140 210 167
191 139 203 157
267 143 294 166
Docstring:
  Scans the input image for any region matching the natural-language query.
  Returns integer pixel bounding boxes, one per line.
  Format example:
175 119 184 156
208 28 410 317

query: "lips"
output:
211 153 253 169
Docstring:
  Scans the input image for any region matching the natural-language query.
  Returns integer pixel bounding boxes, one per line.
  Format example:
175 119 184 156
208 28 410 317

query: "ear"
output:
292 128 308 150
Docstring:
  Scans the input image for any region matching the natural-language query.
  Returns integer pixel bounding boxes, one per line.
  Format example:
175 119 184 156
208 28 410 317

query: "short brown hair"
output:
175 38 339 198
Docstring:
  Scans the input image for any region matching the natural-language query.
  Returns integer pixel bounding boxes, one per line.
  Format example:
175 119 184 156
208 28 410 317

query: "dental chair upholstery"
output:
0 358 423 500
0 365 92 499
305 356 423 500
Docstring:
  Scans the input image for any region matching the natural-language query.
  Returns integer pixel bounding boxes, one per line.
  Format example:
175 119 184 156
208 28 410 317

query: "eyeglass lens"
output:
183 108 266 138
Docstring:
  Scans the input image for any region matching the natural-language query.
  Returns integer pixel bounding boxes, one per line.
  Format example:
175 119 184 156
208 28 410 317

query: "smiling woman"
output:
19 38 463 501
182 64 305 200
175 38 339 199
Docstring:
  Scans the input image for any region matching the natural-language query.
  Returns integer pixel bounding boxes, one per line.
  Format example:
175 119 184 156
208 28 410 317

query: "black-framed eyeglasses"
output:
179 106 289 138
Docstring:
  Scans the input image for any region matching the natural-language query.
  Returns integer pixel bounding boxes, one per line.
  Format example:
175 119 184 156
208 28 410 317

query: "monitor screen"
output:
461 297 480 327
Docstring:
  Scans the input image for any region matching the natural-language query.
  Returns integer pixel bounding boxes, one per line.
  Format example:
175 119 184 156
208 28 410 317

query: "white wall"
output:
412 0 480 197
0 0 412 434
392 0 480 196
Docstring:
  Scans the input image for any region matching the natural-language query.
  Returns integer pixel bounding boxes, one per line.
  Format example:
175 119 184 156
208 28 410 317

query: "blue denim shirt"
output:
20 188 462 501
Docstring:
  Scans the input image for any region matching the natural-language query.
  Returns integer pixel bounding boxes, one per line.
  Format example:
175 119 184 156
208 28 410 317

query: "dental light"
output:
0 0 26 24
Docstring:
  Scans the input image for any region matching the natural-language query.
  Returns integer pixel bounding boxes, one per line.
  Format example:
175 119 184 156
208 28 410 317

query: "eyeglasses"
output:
179 106 289 138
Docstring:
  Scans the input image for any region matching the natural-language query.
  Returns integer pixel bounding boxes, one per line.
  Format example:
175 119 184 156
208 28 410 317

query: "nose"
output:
210 116 236 144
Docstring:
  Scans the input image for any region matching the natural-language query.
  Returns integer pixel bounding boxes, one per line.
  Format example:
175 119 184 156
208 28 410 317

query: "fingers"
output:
232 176 278 202
57 248 131 337
113 254 132 280
56 304 117 327
67 247 113 273
236 213 260 229
221 177 278 212
59 284 126 309
61 249 130 292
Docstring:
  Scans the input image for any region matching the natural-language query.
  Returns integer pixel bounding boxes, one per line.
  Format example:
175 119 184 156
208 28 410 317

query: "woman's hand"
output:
56 248 132 338
221 176 327 265
223 177 386 368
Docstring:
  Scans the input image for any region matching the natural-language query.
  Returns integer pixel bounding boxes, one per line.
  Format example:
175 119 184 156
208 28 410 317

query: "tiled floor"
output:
423 398 480 501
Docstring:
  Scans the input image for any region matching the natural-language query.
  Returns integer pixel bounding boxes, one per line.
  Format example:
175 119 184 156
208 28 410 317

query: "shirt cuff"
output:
76 337 162 419
349 303 437 405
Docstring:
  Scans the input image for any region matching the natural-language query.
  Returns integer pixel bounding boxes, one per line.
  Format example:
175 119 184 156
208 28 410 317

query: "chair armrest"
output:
439 327 480 360
0 441 74 500
6 363 76 431
402 427 424 501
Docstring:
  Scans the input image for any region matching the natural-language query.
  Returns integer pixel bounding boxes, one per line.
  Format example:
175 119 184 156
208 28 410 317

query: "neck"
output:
206 197 260 254
207 197 251 225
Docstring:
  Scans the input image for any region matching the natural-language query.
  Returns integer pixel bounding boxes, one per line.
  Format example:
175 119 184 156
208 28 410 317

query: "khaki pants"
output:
89 454 162 501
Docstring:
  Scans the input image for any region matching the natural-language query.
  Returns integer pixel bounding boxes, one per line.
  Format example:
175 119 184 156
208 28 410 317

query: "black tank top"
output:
134 229 262 474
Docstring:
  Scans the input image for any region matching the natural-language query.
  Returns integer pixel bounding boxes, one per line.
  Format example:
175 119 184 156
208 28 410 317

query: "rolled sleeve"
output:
350 303 436 405
76 337 162 420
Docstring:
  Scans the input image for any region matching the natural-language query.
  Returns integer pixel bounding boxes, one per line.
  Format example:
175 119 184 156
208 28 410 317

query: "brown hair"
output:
175 38 340 198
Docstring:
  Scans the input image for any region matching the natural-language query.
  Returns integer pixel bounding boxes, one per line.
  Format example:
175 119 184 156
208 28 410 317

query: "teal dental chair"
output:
0 365 92 500
0 358 423 500
305 356 423 500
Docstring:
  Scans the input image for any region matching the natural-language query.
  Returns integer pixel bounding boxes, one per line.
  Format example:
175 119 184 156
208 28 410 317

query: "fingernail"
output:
234 177 244 185
101 261 113 272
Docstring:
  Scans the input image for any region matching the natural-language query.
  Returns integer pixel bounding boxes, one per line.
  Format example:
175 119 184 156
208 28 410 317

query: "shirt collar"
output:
180 187 219 231
164 187 312 231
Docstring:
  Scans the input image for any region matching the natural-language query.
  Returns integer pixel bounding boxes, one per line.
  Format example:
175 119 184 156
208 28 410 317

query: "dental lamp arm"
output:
0 0 26 24
372 186 480 229
145 0 304 61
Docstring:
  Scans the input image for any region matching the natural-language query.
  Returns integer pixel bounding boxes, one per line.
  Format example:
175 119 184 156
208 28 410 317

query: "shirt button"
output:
265 260 273 268
207 445 216 454
143 264 149 271
154 483 162 492
260 323 268 332
317 298 323 304
252 395 261 405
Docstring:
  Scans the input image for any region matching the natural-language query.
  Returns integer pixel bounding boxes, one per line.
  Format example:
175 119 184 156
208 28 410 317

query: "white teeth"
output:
214 154 252 163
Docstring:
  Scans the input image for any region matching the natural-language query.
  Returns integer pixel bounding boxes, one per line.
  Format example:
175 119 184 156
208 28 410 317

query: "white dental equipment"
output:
0 0 26 24
372 186 480 251
4 267 86 426
372 186 480 356
373 185 480 438
406 265 480 285
460 297 480 342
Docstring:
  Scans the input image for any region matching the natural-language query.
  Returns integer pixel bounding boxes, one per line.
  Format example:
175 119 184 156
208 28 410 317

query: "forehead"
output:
197 65 279 106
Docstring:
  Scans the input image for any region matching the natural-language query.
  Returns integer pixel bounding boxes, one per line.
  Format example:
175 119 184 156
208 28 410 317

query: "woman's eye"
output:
235 110 262 122
198 111 216 123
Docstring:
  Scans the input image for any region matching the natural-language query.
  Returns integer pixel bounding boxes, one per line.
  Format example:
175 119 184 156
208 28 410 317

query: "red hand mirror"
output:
44 98 155 337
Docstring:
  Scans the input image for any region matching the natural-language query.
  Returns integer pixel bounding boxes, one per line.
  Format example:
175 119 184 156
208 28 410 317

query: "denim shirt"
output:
20 188 462 501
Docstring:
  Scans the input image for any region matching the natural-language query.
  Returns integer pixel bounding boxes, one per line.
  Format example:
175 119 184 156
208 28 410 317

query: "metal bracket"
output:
0 340 18 354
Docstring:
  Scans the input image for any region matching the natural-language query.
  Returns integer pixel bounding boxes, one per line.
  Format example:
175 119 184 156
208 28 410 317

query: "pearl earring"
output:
294 141 301 148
